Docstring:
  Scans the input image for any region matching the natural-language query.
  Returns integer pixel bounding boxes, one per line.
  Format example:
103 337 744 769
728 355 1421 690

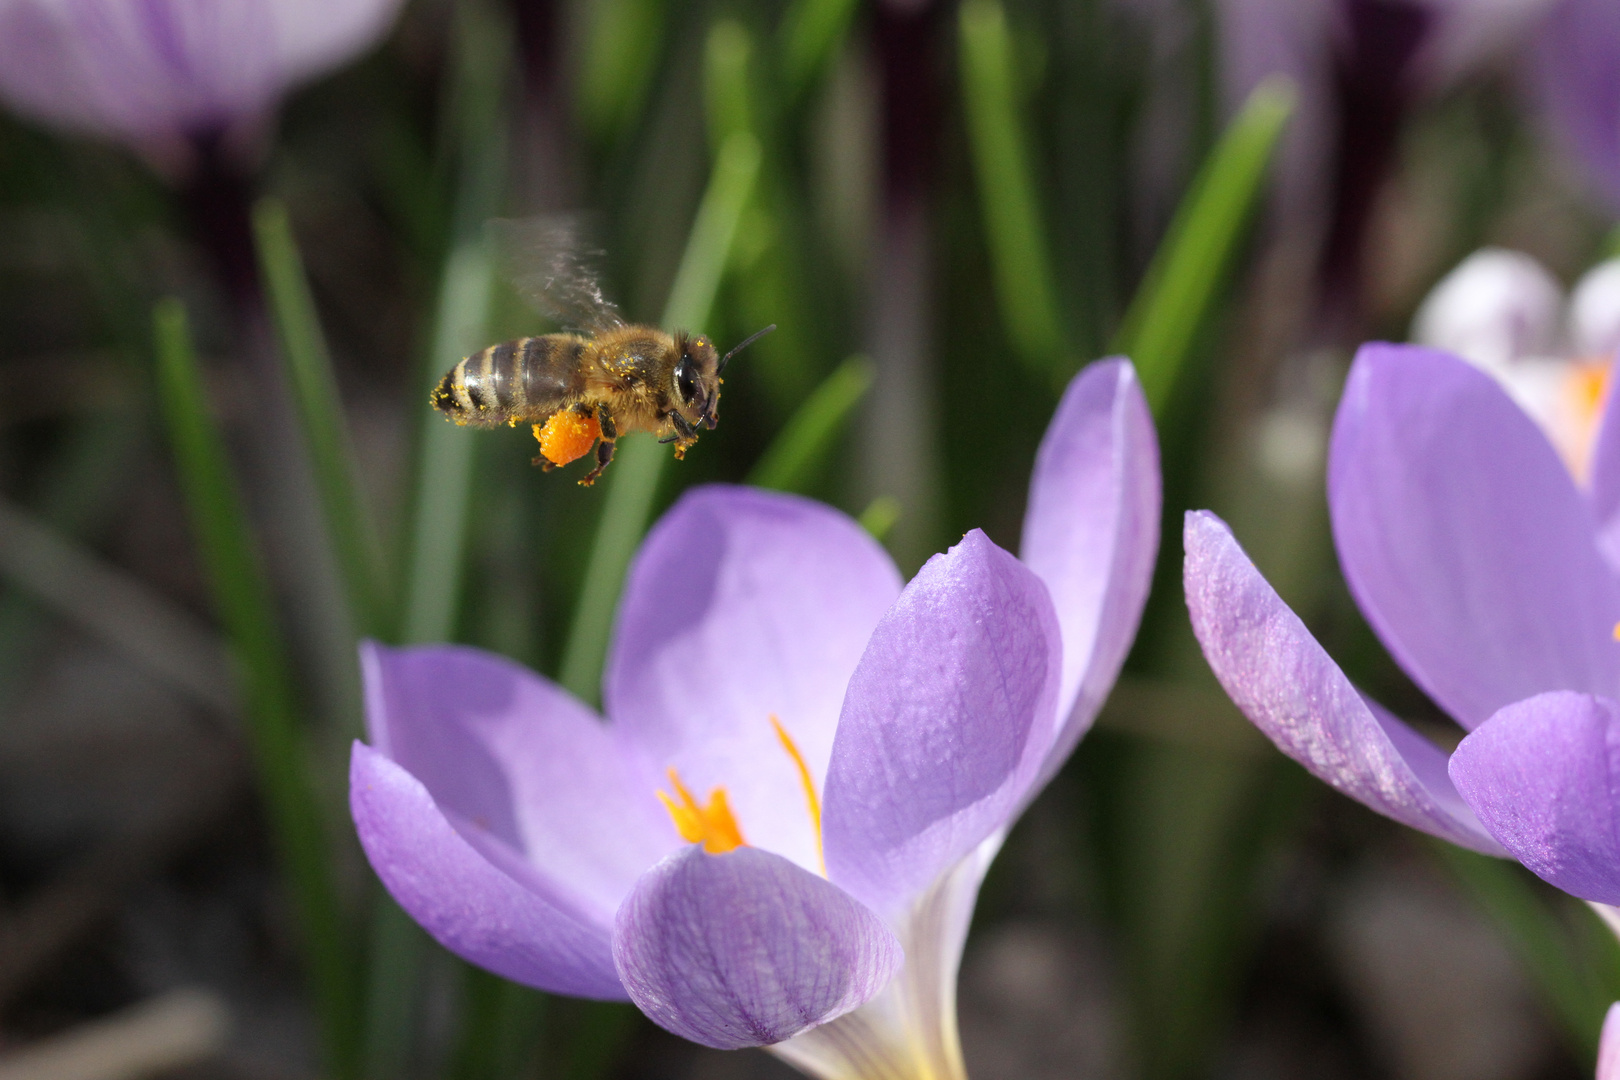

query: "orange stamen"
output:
772 715 824 874
656 767 746 853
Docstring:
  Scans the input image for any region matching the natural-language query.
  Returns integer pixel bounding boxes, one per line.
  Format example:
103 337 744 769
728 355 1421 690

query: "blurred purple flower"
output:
0 0 404 150
1533 0 1620 212
1215 0 1620 224
349 358 1159 1068
1185 341 1620 905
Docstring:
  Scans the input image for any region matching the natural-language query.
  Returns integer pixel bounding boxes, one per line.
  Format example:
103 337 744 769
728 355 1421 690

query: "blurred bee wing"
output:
488 216 625 332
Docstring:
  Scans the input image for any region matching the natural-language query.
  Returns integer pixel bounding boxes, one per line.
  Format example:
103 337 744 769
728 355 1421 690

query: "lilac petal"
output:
1329 343 1620 729
267 0 405 85
612 845 901 1050
0 0 402 143
350 743 627 998
1601 1002 1620 1080
1450 692 1620 904
606 486 902 875
362 642 672 916
1184 511 1505 854
1020 357 1160 778
822 530 1063 915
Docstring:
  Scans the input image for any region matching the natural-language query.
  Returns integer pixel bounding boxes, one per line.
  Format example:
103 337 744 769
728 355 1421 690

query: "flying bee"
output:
430 217 774 486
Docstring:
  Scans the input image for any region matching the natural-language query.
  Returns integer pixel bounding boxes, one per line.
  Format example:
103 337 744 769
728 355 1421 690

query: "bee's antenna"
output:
718 324 776 375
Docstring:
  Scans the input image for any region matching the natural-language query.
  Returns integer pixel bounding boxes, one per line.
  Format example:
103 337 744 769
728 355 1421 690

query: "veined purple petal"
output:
1184 511 1505 853
1020 357 1160 780
771 835 999 1080
606 486 902 876
1600 1002 1620 1080
350 743 627 999
1450 692 1620 904
822 531 1062 915
1329 343 1620 729
612 846 901 1050
362 642 672 916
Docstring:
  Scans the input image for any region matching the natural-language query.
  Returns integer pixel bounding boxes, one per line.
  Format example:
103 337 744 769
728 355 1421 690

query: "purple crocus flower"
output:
1533 0 1620 213
1185 340 1620 906
0 0 404 150
349 358 1159 1068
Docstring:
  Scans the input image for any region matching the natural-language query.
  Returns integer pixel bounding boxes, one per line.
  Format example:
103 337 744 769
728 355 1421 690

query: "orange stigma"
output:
772 716 825 874
657 768 746 853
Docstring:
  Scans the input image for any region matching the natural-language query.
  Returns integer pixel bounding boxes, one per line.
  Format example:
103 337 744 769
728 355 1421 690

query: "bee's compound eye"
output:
675 357 697 404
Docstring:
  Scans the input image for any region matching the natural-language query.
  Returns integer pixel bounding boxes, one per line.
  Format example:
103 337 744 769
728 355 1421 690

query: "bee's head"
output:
671 333 723 430
669 325 775 434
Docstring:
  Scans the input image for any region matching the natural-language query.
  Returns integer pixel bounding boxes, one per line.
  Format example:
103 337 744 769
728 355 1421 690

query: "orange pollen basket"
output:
656 768 746 853
534 411 600 466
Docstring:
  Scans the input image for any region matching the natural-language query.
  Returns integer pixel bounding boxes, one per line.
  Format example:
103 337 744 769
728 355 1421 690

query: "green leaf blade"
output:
557 128 763 705
1113 78 1295 415
252 198 391 639
747 354 873 493
152 298 360 1079
959 0 1066 378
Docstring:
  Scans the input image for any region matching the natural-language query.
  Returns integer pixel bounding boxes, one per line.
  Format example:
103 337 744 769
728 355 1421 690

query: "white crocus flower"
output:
1412 247 1620 480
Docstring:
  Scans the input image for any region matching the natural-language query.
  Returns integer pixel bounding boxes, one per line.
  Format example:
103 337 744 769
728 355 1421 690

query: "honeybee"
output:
430 217 774 486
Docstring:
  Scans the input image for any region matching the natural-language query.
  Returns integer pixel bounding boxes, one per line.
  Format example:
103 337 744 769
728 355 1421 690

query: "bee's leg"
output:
579 405 618 486
667 412 699 461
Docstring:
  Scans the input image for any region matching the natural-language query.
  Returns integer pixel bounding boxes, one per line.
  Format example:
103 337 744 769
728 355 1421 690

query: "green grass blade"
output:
1436 843 1620 1065
0 496 232 713
449 968 547 1080
857 495 902 542
558 130 762 704
0 414 147 714
747 355 874 492
662 132 764 331
366 5 513 1074
778 0 860 102
252 198 391 639
400 238 492 646
152 298 359 1079
1112 78 1294 415
576 0 666 140
705 20 753 147
959 0 1066 379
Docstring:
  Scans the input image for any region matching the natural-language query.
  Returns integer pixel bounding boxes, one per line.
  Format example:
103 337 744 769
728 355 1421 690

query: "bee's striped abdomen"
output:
432 336 583 427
